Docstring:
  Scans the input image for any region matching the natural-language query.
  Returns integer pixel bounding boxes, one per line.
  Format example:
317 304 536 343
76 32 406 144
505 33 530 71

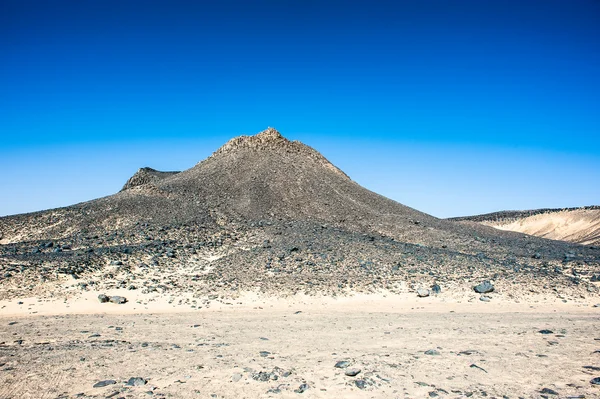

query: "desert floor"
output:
1 294 599 399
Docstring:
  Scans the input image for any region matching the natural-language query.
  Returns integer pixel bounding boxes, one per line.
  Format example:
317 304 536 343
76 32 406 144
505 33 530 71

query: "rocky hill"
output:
0 128 598 301
121 167 179 191
452 206 600 245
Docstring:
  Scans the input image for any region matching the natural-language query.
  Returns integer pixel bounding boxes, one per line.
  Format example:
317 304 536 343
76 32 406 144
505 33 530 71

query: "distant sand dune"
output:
452 206 600 245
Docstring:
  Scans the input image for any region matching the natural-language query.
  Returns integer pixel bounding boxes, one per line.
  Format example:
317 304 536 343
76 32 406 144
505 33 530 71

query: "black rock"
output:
98 294 109 303
294 383 309 393
259 351 270 357
540 388 558 395
431 284 441 294
125 377 147 386
473 281 494 294
539 329 554 334
591 377 600 385
354 379 367 389
109 296 127 304
93 380 116 388
335 360 351 368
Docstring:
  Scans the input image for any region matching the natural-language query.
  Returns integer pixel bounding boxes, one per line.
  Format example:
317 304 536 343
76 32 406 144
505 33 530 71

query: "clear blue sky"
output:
1 0 599 218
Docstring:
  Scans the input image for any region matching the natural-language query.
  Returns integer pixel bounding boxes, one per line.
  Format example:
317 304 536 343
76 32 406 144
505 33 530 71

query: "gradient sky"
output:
1 0 599 218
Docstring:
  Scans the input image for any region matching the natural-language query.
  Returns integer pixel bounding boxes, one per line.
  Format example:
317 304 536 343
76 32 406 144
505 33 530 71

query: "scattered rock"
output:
591 377 600 385
480 295 491 302
109 296 127 304
540 387 558 395
335 360 351 368
93 380 116 388
345 369 361 377
473 281 494 294
431 284 441 294
125 377 147 386
424 349 440 356
98 294 110 303
294 383 309 393
417 288 430 297
354 379 367 389
232 373 242 382
259 351 271 357
470 364 487 373
539 329 554 335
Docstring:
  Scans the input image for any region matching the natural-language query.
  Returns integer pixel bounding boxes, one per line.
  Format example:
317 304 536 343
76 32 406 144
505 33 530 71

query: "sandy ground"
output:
1 293 600 399
482 209 600 245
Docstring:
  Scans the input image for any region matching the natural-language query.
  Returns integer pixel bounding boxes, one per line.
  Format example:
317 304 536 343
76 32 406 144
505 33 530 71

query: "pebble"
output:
345 369 361 377
354 379 367 389
93 380 116 388
232 373 242 382
335 360 351 368
539 329 554 334
424 349 440 356
540 388 558 395
417 289 430 297
294 383 309 393
109 296 127 304
126 377 147 386
480 296 491 302
591 377 600 385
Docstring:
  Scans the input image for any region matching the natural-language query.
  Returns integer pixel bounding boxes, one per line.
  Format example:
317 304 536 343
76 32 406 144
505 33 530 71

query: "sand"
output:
1 293 600 399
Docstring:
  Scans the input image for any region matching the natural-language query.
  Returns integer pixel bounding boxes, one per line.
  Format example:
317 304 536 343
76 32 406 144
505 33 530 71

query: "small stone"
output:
431 284 441 294
540 388 558 395
109 296 127 304
98 294 109 303
417 289 430 297
480 296 491 302
335 360 351 368
474 281 494 294
125 377 147 386
93 380 116 388
539 329 554 334
424 349 440 356
232 373 242 382
259 351 270 357
345 369 361 377
591 377 600 385
354 379 367 389
294 383 309 393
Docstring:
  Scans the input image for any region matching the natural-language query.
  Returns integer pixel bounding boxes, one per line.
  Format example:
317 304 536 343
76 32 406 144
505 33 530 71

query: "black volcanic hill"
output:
0 128 598 299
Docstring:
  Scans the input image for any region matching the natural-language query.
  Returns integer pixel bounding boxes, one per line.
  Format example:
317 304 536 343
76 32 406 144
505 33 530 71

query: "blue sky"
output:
1 0 599 218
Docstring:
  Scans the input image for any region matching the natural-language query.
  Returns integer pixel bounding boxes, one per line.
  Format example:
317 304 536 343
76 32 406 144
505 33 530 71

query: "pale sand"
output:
1 292 600 399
